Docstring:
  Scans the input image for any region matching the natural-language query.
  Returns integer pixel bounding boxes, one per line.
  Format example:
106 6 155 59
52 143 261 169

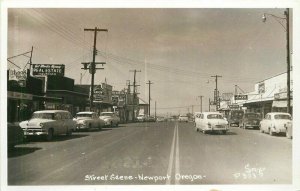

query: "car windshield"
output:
274 114 291 120
100 113 113 116
207 114 223 119
245 113 259 118
76 114 92 118
31 113 54 120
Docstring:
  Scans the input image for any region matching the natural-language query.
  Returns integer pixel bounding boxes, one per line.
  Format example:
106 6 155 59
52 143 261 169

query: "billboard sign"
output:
8 69 27 87
234 95 248 100
32 64 65 76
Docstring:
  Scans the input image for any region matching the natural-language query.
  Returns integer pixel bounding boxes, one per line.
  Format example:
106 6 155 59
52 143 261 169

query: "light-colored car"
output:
156 116 165 122
195 112 229 134
137 114 146 122
146 116 156 122
19 110 76 141
99 112 120 127
178 115 189 122
260 112 292 136
74 112 104 131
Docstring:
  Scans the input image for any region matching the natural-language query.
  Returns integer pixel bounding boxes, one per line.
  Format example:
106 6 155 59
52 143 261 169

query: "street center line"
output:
166 122 177 184
175 123 180 184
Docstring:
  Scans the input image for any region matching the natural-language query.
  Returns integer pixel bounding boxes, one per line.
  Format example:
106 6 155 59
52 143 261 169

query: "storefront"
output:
233 72 293 117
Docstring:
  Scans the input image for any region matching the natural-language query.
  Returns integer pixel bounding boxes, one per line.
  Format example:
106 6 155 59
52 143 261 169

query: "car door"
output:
53 113 63 135
199 114 204 130
195 114 200 128
61 112 69 134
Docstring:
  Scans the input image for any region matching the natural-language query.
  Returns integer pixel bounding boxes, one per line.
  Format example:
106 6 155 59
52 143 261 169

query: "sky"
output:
7 8 290 115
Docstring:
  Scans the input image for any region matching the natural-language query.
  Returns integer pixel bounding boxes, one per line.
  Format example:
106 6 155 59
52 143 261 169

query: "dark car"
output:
7 122 24 149
240 112 261 129
228 110 244 127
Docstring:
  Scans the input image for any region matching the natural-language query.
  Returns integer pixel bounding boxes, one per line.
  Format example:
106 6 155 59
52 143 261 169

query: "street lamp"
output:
262 9 291 115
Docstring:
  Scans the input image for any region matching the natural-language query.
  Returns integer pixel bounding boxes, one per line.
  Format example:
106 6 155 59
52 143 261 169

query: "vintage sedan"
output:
74 112 104 131
178 115 189 122
240 112 261 129
99 112 120 127
195 112 229 134
19 110 76 141
260 112 292 136
137 114 146 122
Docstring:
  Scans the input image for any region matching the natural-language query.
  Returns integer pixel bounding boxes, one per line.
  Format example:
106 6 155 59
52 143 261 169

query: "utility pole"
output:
146 80 153 116
198 96 203 112
192 105 194 114
285 8 291 115
82 27 108 111
129 70 141 121
211 75 222 110
155 101 157 119
209 98 211 112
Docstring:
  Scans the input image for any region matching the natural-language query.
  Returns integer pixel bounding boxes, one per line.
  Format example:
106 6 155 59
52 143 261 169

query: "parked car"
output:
137 114 146 122
99 112 120 127
195 112 229 134
228 110 244 127
7 122 24 149
156 116 165 122
74 112 104 131
285 121 293 139
178 115 189 123
259 112 292 136
19 110 76 141
240 112 261 129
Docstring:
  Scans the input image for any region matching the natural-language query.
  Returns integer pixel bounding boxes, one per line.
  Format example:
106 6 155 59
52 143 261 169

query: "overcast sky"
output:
7 8 290 114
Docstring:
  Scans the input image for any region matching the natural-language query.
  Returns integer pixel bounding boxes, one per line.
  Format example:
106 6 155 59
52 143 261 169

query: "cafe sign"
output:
32 64 65 76
234 95 248 100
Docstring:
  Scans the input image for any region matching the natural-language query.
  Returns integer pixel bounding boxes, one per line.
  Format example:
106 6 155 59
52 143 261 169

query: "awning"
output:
272 100 293 108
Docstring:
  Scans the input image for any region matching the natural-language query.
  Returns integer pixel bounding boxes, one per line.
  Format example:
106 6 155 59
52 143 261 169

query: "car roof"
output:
76 112 95 114
101 112 113 114
34 110 69 113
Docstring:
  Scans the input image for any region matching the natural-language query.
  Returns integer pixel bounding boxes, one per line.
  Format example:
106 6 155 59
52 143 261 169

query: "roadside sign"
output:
228 104 240 109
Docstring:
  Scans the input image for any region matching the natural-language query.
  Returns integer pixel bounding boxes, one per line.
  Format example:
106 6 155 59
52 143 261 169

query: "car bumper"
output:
23 128 47 136
76 124 89 130
272 128 287 134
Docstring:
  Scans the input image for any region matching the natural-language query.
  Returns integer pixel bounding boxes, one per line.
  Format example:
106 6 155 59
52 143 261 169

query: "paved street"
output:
8 121 292 185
